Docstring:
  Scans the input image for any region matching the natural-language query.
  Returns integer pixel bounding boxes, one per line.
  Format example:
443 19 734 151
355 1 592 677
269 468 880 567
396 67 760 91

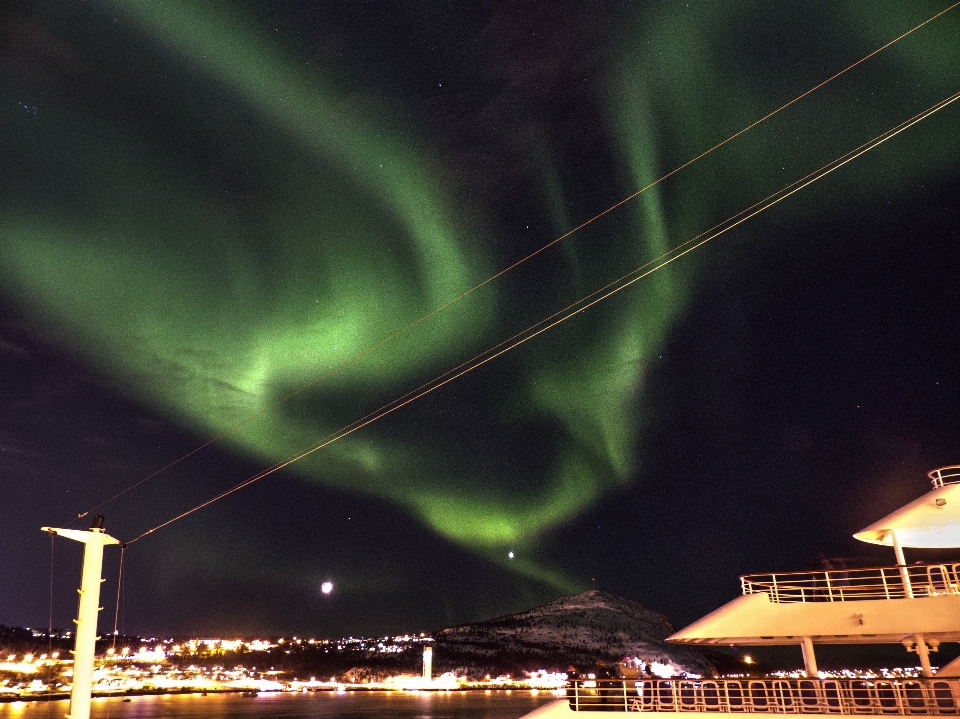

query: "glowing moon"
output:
321 581 334 594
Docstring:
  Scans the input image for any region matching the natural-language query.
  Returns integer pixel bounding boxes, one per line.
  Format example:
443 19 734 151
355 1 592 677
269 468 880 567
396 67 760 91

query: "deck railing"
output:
568 677 960 714
929 466 960 488
740 563 960 603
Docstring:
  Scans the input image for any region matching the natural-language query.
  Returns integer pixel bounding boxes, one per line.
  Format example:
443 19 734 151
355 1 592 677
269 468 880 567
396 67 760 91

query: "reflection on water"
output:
0 690 558 719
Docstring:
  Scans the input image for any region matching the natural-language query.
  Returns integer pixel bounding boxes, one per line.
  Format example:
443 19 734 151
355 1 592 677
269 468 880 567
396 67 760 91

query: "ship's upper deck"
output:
666 466 960 646
855 467 960 549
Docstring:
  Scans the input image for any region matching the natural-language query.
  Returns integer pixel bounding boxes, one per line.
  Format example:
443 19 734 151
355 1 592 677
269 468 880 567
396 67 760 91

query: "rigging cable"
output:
104 545 125 719
47 530 55 656
61 0 960 528
111 544 126 651
123 87 960 546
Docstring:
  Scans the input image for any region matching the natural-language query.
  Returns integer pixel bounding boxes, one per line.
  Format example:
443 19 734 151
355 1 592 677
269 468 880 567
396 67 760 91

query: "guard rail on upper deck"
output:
929 466 960 488
568 677 960 714
740 563 960 603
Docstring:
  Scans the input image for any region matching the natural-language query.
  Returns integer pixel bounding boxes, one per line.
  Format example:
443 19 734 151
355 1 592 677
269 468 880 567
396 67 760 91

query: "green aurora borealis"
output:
2 1 959 632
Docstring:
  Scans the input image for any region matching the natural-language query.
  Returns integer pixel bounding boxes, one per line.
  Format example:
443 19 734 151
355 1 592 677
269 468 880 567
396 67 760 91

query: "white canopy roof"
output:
854 480 960 548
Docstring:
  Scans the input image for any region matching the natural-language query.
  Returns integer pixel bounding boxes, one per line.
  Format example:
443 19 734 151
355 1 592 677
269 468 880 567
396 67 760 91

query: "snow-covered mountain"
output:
433 589 712 677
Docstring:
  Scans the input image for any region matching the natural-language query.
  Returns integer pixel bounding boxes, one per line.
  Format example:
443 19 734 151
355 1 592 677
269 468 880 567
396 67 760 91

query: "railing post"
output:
894 678 906 714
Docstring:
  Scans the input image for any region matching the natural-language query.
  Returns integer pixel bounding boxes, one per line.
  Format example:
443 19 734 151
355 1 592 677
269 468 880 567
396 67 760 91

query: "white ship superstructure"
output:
525 466 960 716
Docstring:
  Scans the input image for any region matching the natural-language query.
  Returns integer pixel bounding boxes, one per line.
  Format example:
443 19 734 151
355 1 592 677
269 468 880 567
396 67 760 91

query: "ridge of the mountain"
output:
433 589 712 676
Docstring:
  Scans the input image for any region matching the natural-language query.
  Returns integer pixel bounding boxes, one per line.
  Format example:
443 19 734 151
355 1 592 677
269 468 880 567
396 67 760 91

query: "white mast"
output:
43 516 120 719
422 645 433 682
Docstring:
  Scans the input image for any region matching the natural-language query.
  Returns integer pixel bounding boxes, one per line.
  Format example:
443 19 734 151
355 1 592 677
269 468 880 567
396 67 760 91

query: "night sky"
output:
2 2 959 642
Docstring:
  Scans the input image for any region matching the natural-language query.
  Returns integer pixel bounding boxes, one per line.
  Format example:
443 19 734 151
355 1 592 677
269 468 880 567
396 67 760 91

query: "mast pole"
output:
889 529 913 599
42 517 120 719
914 634 934 678
800 636 819 678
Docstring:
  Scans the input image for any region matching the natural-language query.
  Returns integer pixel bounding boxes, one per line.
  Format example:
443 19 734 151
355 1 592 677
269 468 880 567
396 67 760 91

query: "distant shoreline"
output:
0 685 556 704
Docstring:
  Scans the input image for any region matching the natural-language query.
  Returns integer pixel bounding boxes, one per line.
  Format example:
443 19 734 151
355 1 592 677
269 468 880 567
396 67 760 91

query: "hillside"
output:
433 589 712 677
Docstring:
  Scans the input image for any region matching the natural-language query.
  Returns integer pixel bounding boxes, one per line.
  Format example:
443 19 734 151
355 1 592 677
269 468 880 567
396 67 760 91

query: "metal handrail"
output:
930 466 960 488
740 563 960 603
569 677 960 714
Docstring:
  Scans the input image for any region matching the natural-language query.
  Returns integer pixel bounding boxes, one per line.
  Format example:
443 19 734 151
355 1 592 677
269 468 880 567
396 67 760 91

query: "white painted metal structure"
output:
854 467 960 550
564 676 960 714
523 466 960 716
42 518 120 719
423 645 433 681
670 467 960 679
